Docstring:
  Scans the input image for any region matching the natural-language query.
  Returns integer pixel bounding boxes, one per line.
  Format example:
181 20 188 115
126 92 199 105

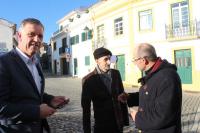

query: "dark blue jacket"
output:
0 49 53 133
128 60 182 133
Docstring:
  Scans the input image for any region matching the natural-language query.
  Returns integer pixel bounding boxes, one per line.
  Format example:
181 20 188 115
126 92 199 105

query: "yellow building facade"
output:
90 0 200 91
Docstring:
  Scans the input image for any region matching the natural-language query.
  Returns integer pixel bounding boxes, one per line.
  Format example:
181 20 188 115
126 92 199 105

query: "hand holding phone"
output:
56 98 70 109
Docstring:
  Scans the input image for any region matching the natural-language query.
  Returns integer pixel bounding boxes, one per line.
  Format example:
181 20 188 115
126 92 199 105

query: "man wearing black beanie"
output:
81 47 129 133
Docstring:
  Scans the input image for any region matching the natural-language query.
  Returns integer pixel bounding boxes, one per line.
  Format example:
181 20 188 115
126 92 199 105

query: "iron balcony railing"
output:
53 25 69 36
165 20 200 40
59 46 66 55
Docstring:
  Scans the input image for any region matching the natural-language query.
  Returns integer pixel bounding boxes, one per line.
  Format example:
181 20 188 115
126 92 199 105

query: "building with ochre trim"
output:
51 0 200 92
130 0 200 91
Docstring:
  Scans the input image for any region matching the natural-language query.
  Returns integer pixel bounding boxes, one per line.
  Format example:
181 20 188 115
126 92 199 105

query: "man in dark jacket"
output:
118 43 182 133
81 47 129 133
0 18 69 133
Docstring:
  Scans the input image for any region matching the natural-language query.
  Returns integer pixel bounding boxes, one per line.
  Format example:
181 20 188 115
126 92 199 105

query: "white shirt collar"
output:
16 47 38 64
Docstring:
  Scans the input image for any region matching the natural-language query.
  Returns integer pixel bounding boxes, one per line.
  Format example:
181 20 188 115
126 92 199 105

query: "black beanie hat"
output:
93 47 112 59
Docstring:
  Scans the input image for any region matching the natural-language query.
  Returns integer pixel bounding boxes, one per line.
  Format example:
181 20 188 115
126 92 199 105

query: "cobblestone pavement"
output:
45 76 200 133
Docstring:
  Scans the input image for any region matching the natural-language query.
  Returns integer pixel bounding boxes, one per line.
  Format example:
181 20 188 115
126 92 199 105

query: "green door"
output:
74 58 78 75
175 49 192 84
116 55 125 81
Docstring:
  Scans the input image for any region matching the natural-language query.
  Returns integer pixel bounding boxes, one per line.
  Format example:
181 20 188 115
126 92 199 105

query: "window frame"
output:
53 42 57 51
171 1 189 29
114 17 123 36
139 9 153 31
97 24 104 44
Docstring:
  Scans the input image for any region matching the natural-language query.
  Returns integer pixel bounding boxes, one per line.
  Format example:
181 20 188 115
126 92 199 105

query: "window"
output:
97 24 104 44
139 9 153 30
171 1 189 29
82 30 92 42
175 54 191 67
114 17 123 36
70 37 75 45
62 37 67 47
82 32 86 42
53 42 56 51
75 35 79 44
88 30 92 39
70 35 79 45
85 56 90 66
60 25 63 31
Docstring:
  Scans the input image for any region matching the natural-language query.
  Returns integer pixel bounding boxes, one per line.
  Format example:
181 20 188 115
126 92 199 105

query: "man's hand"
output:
51 96 70 109
118 92 129 103
40 104 56 118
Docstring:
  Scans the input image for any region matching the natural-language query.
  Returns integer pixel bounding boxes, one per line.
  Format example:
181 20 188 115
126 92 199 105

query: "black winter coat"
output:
81 69 129 133
128 59 182 133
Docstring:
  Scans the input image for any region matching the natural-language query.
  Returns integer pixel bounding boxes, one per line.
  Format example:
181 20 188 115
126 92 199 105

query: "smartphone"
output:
56 98 70 109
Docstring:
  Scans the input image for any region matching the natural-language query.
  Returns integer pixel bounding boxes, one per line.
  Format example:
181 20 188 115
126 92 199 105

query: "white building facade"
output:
50 0 200 91
51 8 93 77
51 22 71 75
90 1 134 84
131 0 200 91
0 18 16 54
69 13 94 77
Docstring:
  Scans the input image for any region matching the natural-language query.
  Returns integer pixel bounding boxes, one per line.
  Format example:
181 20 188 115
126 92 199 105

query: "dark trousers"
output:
0 122 42 133
94 124 122 133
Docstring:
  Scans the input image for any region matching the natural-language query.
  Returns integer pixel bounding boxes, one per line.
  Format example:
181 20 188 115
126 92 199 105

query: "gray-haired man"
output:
119 43 182 133
0 18 69 133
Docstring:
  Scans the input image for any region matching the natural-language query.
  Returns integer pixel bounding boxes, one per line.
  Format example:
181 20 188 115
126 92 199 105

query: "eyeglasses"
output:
132 57 142 62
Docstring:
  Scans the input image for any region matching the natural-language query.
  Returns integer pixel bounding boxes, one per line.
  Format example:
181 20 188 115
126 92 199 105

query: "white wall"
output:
0 22 14 52
68 12 93 77
52 34 69 74
133 1 169 44
129 0 200 74
192 0 200 21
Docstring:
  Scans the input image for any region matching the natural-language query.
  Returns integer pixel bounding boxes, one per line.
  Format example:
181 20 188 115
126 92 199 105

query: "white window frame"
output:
171 1 189 29
139 9 153 31
114 17 123 36
97 24 104 44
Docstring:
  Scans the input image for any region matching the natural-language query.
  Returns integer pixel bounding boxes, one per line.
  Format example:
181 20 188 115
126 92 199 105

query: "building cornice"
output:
0 18 16 28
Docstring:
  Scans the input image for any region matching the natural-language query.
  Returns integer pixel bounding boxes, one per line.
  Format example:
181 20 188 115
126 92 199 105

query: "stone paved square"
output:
45 76 200 133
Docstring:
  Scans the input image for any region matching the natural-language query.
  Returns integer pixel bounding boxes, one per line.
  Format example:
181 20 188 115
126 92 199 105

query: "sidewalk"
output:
182 92 200 133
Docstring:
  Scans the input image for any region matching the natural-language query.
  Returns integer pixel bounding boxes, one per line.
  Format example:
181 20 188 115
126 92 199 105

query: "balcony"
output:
165 20 200 41
59 47 66 55
52 25 69 39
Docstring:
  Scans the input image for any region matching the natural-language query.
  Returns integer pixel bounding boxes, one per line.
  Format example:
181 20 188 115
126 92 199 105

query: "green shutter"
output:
82 32 86 41
88 30 92 39
76 35 79 43
70 37 73 45
117 55 125 81
70 37 74 45
85 56 90 66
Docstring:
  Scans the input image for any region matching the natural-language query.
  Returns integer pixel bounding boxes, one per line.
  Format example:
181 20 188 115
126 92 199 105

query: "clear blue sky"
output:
0 0 98 43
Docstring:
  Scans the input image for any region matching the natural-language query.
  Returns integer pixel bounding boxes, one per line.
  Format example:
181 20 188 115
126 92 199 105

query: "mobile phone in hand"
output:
56 98 70 109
